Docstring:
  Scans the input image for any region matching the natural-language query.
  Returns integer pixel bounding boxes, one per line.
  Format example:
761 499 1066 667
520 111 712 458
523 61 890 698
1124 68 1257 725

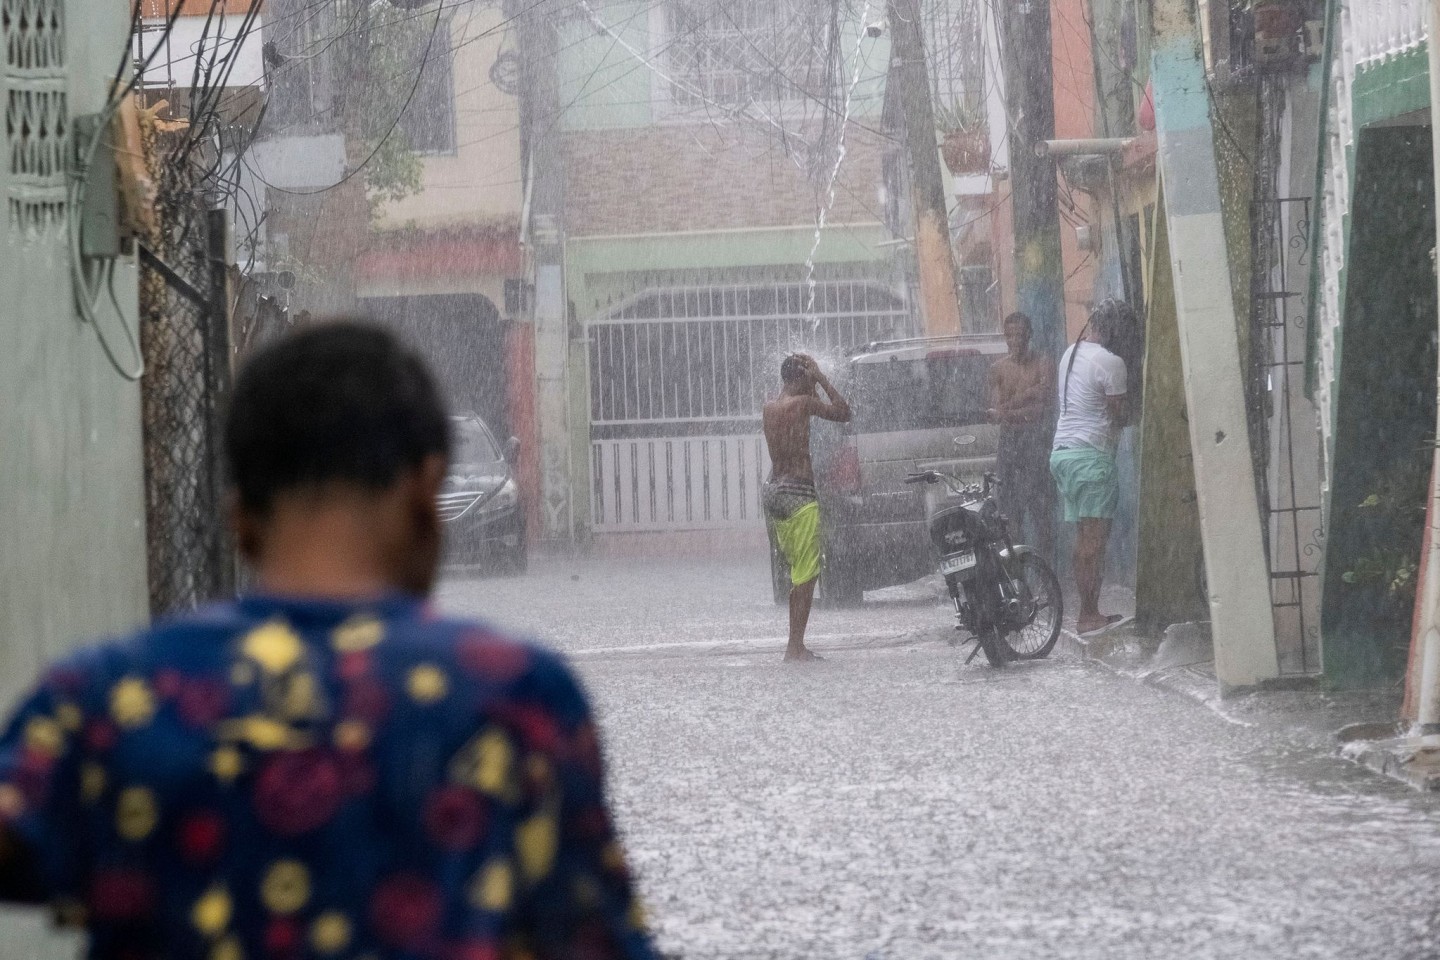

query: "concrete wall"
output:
1 0 147 950
1134 187 1207 633
0 1 148 687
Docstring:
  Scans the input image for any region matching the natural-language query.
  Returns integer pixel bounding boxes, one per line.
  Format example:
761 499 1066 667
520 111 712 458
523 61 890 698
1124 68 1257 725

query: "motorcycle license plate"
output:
941 551 977 575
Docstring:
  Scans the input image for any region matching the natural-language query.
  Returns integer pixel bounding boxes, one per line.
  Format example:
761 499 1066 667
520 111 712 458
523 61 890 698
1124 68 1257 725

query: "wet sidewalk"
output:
1059 595 1437 790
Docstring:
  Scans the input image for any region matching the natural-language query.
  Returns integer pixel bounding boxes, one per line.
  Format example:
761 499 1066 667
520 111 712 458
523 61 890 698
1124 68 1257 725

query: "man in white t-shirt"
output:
1049 299 1134 636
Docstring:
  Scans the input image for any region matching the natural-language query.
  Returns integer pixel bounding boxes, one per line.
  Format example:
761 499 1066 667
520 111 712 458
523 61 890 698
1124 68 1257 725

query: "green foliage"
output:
331 0 439 212
934 99 986 135
1341 454 1430 607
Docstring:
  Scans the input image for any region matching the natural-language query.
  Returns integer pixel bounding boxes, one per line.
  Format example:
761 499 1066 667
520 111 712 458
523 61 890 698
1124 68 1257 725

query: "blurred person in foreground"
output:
0 322 657 960
987 311 1057 561
1050 299 1135 637
762 353 852 662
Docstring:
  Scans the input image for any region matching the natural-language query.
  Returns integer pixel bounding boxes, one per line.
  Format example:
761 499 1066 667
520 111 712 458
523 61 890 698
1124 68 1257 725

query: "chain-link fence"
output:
138 188 235 615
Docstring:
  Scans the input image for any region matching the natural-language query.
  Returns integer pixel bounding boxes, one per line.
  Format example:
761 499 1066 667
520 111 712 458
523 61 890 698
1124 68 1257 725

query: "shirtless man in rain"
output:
762 354 852 662
989 312 1057 560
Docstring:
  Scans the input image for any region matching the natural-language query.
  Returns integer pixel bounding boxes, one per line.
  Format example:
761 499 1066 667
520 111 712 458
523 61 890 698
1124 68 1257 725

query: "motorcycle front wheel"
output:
959 581 1009 667
999 552 1063 660
976 626 1009 667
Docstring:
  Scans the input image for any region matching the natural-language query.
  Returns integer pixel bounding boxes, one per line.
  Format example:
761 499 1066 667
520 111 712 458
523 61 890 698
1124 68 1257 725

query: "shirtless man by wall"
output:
988 312 1058 560
762 354 852 662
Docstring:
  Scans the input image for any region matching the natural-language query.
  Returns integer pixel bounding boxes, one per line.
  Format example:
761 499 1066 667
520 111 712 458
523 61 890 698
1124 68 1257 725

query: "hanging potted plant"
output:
936 101 990 175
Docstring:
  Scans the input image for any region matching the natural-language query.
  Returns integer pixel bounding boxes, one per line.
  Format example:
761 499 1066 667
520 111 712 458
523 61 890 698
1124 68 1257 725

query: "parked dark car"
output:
440 414 526 573
768 334 1007 605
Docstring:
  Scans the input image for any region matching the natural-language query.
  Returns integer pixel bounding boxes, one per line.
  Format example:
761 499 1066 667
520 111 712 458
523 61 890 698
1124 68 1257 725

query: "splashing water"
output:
802 2 875 337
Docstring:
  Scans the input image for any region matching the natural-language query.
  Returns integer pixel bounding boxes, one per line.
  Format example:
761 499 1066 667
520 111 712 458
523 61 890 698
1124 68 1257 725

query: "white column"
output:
1151 0 1280 689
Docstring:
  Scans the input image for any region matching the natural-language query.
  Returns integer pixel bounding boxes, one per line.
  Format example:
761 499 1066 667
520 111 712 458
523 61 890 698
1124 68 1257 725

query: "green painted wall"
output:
1135 191 1207 634
1321 125 1435 689
567 223 892 315
0 1 148 952
1309 46 1429 430
557 4 657 129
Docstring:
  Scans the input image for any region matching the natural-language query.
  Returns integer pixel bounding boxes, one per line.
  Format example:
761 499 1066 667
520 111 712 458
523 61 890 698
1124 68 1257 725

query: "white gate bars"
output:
588 279 911 428
586 277 913 532
591 434 771 531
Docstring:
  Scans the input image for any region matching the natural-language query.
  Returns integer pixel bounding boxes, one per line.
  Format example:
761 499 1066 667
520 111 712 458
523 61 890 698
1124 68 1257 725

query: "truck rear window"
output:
847 355 993 434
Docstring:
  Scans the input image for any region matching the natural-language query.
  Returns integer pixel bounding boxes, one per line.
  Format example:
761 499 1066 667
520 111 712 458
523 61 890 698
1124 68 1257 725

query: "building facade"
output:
547 1 910 541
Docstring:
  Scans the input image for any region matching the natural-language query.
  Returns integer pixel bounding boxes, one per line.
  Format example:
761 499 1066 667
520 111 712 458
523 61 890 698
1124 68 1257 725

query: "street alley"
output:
439 557 1440 960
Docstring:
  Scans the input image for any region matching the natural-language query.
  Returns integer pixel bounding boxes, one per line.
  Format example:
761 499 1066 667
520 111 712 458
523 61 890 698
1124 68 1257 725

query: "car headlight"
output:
478 478 518 514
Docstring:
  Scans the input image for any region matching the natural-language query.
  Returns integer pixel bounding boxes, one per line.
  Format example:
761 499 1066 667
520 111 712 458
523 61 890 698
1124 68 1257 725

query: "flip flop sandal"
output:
1078 614 1129 638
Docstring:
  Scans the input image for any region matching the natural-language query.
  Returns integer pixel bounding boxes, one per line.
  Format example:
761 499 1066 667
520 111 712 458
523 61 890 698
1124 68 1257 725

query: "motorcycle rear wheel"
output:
998 552 1063 660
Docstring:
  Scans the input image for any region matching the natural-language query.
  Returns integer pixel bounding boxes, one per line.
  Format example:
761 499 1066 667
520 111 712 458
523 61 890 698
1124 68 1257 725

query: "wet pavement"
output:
439 554 1440 960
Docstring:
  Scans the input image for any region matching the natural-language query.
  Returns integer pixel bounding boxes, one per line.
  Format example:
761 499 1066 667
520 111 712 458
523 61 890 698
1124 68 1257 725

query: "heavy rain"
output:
3 0 1440 958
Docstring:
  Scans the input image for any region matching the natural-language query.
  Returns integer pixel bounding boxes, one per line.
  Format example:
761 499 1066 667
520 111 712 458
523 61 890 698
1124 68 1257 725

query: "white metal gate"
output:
591 434 769 531
588 278 912 532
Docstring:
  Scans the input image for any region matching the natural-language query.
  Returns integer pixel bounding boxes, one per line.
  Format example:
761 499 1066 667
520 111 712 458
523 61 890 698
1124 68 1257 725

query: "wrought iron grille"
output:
1248 76 1322 675
587 279 912 429
3 0 67 233
663 0 831 110
926 0 987 114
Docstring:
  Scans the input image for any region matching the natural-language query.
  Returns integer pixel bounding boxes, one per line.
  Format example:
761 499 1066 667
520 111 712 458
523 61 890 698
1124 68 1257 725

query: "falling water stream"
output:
802 3 875 337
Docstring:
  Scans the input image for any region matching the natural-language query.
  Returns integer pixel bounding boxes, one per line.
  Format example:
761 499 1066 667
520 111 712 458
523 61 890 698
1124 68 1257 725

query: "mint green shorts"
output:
1049 446 1119 521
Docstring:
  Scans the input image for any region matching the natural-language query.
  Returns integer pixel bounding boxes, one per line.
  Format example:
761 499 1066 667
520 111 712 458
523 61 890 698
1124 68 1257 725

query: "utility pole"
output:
887 0 962 336
997 0 1066 358
516 2 574 543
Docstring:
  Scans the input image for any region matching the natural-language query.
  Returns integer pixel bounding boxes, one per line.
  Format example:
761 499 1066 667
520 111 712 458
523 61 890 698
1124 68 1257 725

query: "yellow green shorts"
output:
773 500 821 585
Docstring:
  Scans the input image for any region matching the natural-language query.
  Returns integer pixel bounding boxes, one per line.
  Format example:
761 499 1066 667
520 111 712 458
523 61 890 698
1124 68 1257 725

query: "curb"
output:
1063 625 1440 791
567 629 941 662
1337 729 1440 792
1058 626 1241 721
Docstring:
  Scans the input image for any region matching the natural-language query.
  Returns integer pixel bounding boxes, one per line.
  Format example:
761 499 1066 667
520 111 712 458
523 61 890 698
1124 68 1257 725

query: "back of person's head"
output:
225 320 451 515
1088 298 1136 352
780 354 809 385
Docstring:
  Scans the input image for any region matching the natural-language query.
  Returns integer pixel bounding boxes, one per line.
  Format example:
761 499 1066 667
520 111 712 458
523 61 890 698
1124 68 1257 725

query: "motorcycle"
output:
903 466 1063 667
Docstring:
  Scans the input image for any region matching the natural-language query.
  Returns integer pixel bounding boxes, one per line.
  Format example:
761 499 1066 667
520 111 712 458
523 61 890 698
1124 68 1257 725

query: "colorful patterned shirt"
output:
0 593 658 960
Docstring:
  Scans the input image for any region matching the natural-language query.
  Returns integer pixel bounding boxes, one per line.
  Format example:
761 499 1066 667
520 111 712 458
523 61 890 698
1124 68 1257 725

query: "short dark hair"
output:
1004 311 1032 332
780 355 808 385
225 320 451 513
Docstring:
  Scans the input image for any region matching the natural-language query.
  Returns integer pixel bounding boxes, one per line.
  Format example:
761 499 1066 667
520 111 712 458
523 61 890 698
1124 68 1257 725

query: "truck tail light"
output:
827 443 861 495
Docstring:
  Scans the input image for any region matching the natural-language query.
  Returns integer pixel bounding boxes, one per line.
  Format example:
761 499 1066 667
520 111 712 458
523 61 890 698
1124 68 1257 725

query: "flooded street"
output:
440 558 1440 960
13 0 1440 956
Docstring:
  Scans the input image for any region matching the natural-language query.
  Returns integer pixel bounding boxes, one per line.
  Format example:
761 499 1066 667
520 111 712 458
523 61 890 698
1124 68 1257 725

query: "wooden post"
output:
997 0 1066 359
1151 0 1279 690
887 0 963 336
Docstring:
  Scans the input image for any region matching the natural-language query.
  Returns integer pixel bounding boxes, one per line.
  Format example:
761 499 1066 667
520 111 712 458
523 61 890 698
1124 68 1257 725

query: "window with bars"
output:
398 16 455 155
262 0 336 133
663 0 831 111
927 0 987 116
